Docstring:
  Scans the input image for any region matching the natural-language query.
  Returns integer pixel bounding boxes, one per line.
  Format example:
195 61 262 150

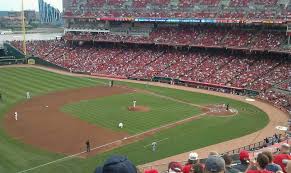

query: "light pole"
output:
21 0 27 60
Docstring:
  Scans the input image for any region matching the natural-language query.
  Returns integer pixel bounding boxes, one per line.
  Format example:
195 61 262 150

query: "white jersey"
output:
14 112 18 120
118 123 124 128
133 100 137 107
26 92 30 99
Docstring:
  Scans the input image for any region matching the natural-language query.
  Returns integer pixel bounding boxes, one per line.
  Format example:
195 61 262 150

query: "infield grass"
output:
62 92 201 134
0 67 268 173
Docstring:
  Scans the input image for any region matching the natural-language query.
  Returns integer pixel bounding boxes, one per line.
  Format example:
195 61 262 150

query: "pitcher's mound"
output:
202 104 238 117
128 106 150 112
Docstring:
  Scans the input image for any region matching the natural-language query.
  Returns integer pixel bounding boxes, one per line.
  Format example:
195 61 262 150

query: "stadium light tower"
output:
21 0 27 56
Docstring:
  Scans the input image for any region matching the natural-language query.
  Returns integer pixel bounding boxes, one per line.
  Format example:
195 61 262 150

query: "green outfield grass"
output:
0 67 269 173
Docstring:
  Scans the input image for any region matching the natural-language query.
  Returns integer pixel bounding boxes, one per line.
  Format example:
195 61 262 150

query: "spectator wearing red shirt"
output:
245 153 273 173
274 143 291 173
183 152 204 173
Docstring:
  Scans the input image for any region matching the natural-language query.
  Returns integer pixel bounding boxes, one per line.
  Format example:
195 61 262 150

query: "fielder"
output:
133 100 137 108
0 93 3 102
151 142 157 152
118 122 124 128
26 91 31 99
226 103 229 111
14 112 18 121
109 80 114 87
86 140 91 152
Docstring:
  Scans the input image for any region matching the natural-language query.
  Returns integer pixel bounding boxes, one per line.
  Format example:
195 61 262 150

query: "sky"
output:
0 0 62 11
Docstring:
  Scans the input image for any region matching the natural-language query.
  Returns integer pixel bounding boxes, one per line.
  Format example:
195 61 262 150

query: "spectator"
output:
205 155 225 173
183 152 199 173
222 154 241 173
183 152 204 173
262 151 282 172
245 153 272 173
274 143 291 173
233 150 250 172
94 155 137 173
168 162 183 173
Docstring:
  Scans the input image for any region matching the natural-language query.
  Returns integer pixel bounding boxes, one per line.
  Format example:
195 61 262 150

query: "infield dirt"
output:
4 86 132 156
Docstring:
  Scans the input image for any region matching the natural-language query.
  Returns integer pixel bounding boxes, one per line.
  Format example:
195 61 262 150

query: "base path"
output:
1 65 289 167
4 86 131 155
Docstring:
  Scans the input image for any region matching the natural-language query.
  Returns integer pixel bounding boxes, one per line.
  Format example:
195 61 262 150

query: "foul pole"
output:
21 0 27 56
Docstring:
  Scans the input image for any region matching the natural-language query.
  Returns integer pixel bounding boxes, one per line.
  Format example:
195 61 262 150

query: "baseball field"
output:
0 67 271 173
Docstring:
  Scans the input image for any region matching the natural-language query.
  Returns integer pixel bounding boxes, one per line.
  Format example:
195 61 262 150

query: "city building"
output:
38 0 62 25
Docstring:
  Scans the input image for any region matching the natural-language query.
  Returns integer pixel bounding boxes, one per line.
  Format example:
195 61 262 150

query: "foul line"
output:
17 112 207 173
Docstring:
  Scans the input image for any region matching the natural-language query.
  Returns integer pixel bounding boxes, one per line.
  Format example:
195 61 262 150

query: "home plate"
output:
45 106 49 108
245 98 255 102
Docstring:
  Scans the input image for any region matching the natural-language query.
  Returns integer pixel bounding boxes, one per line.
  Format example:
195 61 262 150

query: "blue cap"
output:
94 155 137 173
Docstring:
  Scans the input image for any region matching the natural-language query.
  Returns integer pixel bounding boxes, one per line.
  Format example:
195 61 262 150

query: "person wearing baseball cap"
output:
204 155 225 173
94 155 137 173
182 152 198 173
274 143 291 173
182 152 204 173
168 162 183 173
233 150 250 172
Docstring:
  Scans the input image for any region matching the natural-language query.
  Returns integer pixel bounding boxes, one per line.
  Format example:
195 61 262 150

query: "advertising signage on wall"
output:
64 16 287 25
135 18 204 23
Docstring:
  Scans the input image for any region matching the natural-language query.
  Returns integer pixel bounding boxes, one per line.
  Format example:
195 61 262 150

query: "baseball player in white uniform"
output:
118 122 124 128
14 112 18 120
151 142 157 152
26 92 30 99
133 100 137 108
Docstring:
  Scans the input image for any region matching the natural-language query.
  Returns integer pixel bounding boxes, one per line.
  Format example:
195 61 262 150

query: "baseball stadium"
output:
1 0 291 173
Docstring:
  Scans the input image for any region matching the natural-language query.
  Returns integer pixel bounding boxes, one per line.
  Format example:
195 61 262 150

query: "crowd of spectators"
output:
93 142 290 173
64 28 288 53
259 90 291 114
11 40 289 90
63 0 289 20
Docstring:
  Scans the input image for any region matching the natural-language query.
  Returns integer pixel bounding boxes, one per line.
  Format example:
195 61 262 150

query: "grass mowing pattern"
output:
62 93 201 134
0 68 103 173
0 67 268 173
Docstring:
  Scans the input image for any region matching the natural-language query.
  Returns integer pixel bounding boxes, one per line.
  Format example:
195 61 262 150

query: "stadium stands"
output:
63 28 288 53
9 40 288 88
63 0 290 20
